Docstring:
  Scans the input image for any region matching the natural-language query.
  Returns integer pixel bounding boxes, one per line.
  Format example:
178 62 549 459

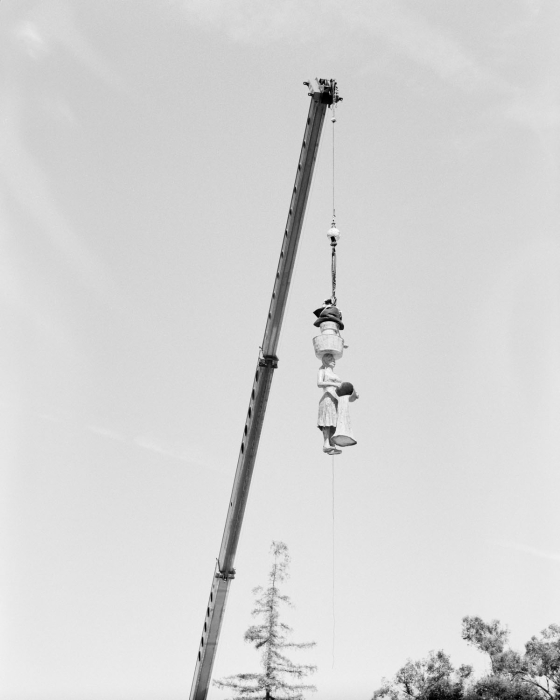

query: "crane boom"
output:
189 79 340 700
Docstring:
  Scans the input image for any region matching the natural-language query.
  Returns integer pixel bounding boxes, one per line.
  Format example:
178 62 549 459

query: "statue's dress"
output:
317 368 340 429
332 394 357 446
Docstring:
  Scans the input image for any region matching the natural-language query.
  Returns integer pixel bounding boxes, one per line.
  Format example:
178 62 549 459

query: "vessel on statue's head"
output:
313 301 344 330
312 298 346 360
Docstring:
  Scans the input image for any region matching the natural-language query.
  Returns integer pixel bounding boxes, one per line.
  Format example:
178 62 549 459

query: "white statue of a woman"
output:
317 353 358 454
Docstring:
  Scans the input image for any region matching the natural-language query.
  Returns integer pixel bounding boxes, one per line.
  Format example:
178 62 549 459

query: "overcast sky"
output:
1 2 560 699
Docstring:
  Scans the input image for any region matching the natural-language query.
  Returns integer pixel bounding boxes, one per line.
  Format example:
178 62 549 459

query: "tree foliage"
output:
372 617 560 700
462 617 560 700
214 542 316 700
373 650 472 700
461 617 510 673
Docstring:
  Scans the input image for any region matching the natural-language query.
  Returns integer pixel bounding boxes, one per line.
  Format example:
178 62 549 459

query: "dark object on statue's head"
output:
312 304 344 330
313 299 335 318
336 382 354 397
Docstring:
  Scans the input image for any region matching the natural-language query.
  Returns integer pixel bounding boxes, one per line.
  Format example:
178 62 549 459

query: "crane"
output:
189 78 341 700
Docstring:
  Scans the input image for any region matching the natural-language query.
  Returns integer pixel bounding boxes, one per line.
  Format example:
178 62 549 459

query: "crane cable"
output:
332 103 336 222
330 106 337 306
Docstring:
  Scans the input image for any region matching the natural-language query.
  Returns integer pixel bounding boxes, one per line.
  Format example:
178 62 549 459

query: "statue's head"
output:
322 353 335 368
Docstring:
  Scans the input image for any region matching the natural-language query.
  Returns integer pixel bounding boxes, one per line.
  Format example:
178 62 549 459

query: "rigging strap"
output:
331 243 337 306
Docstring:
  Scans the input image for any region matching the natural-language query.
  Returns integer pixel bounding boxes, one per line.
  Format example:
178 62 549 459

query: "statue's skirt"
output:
317 391 338 428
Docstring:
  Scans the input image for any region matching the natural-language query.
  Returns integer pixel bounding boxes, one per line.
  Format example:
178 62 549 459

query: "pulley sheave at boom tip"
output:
304 78 342 105
189 78 341 700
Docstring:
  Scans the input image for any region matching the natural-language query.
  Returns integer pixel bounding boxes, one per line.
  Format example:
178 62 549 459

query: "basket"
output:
312 333 344 360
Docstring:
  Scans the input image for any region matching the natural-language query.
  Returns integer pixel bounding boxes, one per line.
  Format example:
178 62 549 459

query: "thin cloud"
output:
357 1 513 95
505 79 560 136
180 0 513 96
134 435 191 461
180 0 560 137
87 425 206 466
87 424 128 443
492 540 560 563
0 100 124 310
39 416 223 472
133 434 226 473
87 423 224 472
15 2 121 89
180 0 316 43
15 21 49 59
1 5 125 315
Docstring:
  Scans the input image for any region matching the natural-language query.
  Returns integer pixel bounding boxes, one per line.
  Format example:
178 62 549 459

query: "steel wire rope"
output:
332 106 336 222
331 107 338 306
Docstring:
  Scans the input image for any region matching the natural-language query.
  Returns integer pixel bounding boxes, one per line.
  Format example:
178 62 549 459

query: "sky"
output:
1 1 560 699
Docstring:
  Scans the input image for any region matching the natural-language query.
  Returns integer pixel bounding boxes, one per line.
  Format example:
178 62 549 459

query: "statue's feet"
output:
327 447 342 455
323 445 333 453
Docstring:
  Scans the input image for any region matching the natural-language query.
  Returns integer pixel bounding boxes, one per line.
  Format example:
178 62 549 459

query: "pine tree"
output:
214 541 317 700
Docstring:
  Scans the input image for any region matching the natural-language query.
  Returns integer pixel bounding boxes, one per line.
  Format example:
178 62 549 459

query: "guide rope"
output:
332 453 336 668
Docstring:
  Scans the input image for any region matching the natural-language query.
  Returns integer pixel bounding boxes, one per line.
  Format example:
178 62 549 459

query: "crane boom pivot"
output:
190 79 340 700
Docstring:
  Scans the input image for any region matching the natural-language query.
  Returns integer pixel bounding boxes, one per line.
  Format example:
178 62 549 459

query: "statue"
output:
317 353 358 455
